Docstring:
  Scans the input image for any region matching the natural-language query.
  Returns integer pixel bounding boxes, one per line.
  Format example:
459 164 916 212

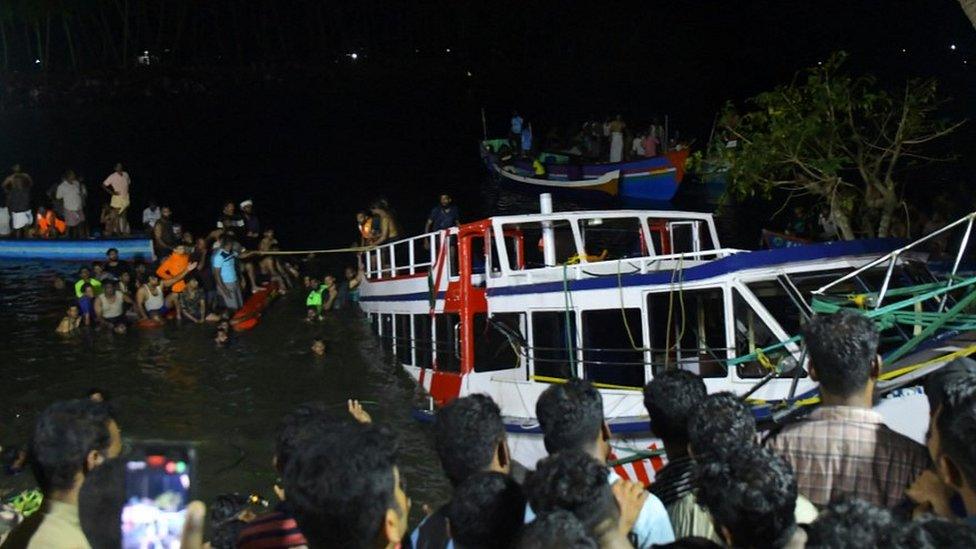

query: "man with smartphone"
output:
1 399 121 549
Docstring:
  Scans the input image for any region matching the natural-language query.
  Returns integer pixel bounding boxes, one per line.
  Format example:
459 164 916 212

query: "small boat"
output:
761 229 812 249
232 282 280 331
359 199 976 485
481 139 689 201
0 238 154 262
493 164 620 197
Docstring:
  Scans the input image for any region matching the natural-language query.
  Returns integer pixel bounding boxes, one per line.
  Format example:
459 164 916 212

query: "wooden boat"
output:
0 238 154 261
761 229 812 249
493 164 620 197
481 139 689 201
359 204 975 484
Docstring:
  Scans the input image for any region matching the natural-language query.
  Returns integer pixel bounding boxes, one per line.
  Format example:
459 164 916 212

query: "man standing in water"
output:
4 165 34 238
102 163 131 235
213 236 245 312
425 194 460 233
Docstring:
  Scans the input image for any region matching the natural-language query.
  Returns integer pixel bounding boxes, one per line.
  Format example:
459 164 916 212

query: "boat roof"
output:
485 209 716 224
486 238 904 297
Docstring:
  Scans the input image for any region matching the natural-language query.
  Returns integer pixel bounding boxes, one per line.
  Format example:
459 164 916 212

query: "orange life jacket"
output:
37 210 66 237
156 252 190 293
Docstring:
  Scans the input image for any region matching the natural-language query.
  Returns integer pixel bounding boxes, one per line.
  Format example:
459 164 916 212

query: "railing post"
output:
874 254 899 309
409 239 416 275
390 245 397 277
941 215 975 312
365 250 372 277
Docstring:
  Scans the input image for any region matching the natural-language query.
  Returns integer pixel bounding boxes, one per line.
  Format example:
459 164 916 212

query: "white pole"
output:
540 193 556 267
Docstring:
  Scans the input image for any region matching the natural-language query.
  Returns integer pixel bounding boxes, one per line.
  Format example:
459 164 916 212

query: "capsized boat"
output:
481 139 689 201
359 198 974 484
0 237 154 261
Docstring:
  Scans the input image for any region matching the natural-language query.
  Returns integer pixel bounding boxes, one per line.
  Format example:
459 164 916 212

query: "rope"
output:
663 256 686 369
618 260 648 351
248 244 376 256
562 264 578 377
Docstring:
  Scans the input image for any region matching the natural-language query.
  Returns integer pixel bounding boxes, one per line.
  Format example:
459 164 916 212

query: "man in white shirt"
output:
143 200 161 232
56 170 87 238
103 163 131 235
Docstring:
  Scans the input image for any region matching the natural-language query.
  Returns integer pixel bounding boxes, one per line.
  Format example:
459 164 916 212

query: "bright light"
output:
951 44 958 51
901 48 907 53
445 48 451 53
350 52 358 60
817 61 823 66
34 59 40 64
466 70 472 77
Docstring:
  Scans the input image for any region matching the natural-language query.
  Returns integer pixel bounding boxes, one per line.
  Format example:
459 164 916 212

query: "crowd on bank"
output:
2 310 976 548
505 111 684 164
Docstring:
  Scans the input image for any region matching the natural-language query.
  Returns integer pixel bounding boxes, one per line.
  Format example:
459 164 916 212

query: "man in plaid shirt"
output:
766 311 929 508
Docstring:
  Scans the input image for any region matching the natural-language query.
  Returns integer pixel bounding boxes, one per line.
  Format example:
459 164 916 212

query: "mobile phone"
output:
121 442 196 549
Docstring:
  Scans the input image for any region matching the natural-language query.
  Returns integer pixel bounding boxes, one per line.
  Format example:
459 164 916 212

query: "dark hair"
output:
687 392 756 463
936 375 976 487
283 421 401 549
274 402 331 474
806 497 896 548
654 538 723 549
30 399 114 492
433 394 505 486
78 457 124 549
643 369 707 442
925 358 976 413
696 446 797 549
446 472 526 549
515 510 598 549
536 379 604 454
81 283 93 292
803 311 879 397
106 248 118 255
523 450 618 535
889 515 976 549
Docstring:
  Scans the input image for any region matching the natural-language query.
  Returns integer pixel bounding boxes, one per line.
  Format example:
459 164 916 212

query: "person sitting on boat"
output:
94 280 133 331
425 194 460 233
765 310 929 508
142 200 161 232
152 206 180 258
74 266 103 298
135 273 168 322
35 205 66 238
55 304 82 334
535 378 675 547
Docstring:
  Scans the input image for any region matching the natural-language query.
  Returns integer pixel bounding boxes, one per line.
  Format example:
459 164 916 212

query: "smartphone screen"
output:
121 443 195 549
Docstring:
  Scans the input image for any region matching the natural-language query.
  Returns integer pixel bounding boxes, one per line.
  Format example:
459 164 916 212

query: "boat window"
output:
470 236 488 275
395 314 412 364
473 313 525 372
448 235 459 277
579 217 647 262
647 288 728 378
582 308 646 388
413 314 433 368
434 313 461 373
746 278 809 337
733 290 805 379
647 220 670 255
531 311 577 380
669 221 702 255
502 220 578 268
380 314 393 347
495 233 523 272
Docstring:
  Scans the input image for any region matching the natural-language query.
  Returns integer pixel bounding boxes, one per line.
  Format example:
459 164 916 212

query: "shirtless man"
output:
94 281 133 329
55 304 82 334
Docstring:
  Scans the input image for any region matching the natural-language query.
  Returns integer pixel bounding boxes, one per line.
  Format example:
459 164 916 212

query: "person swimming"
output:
55 304 82 334
311 338 326 357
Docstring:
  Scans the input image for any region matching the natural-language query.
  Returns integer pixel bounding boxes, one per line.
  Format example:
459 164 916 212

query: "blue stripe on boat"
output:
0 238 155 261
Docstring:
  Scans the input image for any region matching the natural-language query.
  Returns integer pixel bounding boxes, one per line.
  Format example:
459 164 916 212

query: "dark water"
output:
0 261 450 523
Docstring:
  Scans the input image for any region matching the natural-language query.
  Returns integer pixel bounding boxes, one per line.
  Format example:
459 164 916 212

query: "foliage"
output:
718 52 964 239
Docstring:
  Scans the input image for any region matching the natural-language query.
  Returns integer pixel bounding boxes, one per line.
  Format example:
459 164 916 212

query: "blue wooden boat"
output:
0 238 154 261
481 139 688 201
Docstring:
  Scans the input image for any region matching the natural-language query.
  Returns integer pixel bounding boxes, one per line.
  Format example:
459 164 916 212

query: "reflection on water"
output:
0 261 450 522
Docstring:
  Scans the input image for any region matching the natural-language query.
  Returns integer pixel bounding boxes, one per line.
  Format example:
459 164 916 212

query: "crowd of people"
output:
2 310 976 548
505 111 683 164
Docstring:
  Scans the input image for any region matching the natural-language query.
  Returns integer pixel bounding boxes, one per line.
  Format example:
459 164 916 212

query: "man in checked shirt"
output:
765 310 929 508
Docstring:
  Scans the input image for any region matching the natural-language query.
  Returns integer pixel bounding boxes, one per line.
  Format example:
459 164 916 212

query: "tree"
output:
719 53 964 240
